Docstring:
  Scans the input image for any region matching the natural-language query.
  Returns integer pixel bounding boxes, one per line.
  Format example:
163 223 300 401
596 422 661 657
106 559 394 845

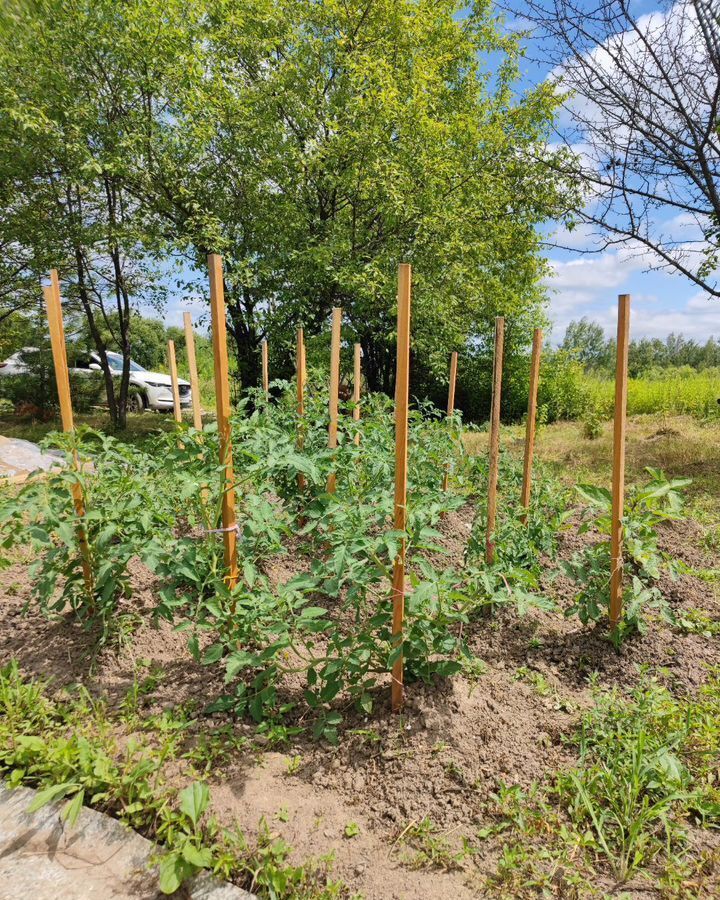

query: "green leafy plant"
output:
0 662 349 898
556 677 720 881
564 468 691 643
581 406 603 440
394 817 471 871
465 453 569 616
156 782 213 894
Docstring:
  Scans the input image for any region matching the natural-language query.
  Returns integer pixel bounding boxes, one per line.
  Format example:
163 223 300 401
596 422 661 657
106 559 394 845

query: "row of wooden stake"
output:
42 256 630 713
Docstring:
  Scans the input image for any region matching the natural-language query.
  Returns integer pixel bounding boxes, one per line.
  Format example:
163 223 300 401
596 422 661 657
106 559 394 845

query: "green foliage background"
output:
0 0 577 423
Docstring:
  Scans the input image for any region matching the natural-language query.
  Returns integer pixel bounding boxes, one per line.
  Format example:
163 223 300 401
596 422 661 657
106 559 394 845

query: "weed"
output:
581 407 603 440
461 655 487 682
0 662 350 899
479 676 720 893
394 817 470 871
675 608 720 637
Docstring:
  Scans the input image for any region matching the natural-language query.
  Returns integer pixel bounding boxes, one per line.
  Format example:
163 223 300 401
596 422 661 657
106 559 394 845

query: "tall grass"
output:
584 368 720 419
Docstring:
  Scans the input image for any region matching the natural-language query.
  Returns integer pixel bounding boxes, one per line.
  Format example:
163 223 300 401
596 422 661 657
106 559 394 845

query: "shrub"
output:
581 406 603 439
537 351 589 422
583 370 720 419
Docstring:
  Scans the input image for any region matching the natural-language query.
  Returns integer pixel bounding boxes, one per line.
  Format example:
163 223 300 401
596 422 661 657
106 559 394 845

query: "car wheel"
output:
129 391 146 414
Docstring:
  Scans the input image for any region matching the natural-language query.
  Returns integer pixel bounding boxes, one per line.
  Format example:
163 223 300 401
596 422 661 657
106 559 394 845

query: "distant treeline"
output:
561 318 720 377
3 308 719 426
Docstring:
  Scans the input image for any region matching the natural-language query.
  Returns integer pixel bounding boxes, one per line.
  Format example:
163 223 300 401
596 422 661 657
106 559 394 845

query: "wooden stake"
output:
261 339 269 401
327 307 342 493
486 317 505 565
44 271 93 597
183 312 203 430
610 294 631 627
442 350 458 491
208 254 238 588
353 342 362 445
296 327 306 492
520 328 543 521
391 263 412 713
167 339 182 423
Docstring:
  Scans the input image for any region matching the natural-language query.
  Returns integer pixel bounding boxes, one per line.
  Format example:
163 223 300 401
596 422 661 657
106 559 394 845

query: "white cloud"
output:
549 287 720 343
613 293 720 341
545 243 655 295
543 236 720 341
546 221 599 252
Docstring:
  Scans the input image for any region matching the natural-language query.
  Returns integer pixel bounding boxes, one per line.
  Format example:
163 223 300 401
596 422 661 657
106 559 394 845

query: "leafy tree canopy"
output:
0 0 578 409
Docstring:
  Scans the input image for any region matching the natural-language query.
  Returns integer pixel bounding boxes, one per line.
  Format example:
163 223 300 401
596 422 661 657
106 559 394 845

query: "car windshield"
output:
105 352 146 373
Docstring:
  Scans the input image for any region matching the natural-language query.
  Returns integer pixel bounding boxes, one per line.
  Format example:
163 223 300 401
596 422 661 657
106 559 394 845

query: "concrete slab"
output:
0 785 255 899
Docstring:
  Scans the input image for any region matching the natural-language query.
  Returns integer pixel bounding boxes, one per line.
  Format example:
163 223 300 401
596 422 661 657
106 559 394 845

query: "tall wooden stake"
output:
208 254 238 588
353 342 362 445
261 339 269 401
520 328 543 521
327 307 342 493
183 312 203 430
486 317 505 565
442 350 458 491
391 263 412 713
167 339 182 423
610 294 631 627
44 271 93 597
296 327 306 492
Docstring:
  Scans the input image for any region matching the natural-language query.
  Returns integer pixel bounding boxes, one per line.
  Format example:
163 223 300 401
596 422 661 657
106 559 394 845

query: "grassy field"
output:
465 414 720 538
582 370 720 419
0 409 187 446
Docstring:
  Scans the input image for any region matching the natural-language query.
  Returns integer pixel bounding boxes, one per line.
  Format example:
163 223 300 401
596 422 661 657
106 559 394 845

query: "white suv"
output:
1 347 192 414
74 352 192 413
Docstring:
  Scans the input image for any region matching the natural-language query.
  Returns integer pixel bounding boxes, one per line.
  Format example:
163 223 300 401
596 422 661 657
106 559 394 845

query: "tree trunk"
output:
105 177 131 431
75 249 121 428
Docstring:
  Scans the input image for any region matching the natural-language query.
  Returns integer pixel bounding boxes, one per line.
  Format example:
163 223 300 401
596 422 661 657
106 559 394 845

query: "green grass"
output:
0 411 187 447
479 676 720 896
0 661 348 899
584 370 720 419
464 414 720 528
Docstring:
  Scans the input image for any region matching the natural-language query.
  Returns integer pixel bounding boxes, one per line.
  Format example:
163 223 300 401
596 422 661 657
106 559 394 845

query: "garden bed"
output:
2 492 719 898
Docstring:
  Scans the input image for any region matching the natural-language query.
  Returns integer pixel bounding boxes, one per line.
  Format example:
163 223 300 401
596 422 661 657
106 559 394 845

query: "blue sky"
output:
506 0 720 345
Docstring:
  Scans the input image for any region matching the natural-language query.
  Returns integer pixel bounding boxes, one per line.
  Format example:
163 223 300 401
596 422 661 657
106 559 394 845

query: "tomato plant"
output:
563 468 691 644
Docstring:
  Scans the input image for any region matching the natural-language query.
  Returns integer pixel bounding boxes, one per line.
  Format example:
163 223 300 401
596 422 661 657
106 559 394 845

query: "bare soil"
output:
1 504 720 898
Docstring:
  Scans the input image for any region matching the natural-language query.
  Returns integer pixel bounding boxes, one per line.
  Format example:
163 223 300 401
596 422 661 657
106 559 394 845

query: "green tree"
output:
132 0 577 390
561 318 610 369
0 0 171 428
0 0 577 415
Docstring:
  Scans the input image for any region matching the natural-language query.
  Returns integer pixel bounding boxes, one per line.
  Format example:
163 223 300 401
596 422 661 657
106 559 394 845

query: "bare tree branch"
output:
508 0 720 296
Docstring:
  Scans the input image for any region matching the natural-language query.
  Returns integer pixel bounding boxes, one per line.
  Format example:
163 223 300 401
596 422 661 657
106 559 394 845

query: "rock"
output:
0 784 254 900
